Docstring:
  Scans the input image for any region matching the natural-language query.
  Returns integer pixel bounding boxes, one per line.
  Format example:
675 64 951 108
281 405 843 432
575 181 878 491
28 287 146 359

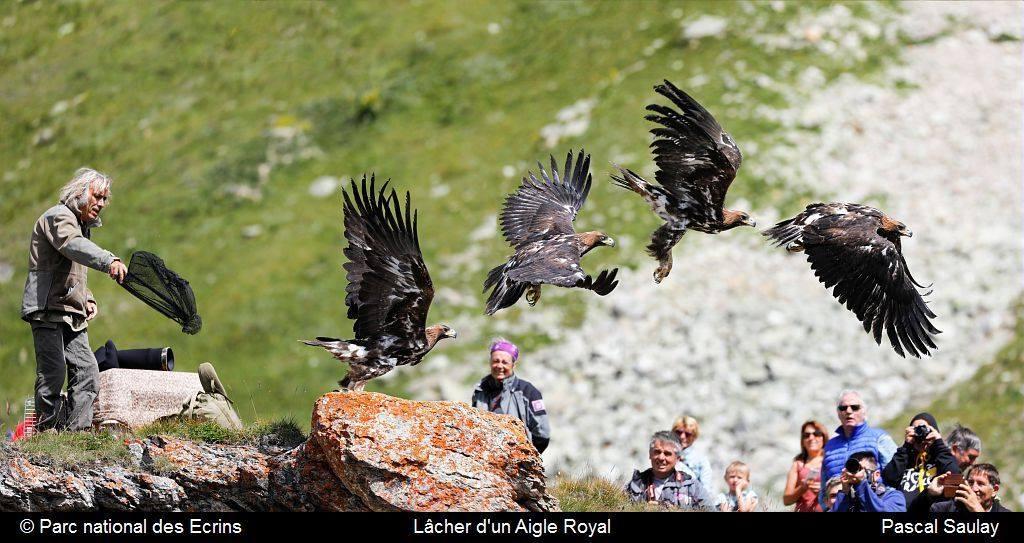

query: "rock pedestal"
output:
94 369 202 429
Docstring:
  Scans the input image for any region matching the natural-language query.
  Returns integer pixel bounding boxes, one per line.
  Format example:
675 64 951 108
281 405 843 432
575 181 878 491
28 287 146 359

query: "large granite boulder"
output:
310 391 557 512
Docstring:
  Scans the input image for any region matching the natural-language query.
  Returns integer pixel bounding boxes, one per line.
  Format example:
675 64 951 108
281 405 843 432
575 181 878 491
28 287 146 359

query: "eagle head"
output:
579 231 615 252
881 215 913 238
424 324 457 350
723 209 756 229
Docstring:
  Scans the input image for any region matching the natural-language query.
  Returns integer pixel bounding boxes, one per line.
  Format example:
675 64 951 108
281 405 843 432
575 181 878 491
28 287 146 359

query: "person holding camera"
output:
819 390 898 509
928 463 1012 512
830 451 906 512
881 412 960 514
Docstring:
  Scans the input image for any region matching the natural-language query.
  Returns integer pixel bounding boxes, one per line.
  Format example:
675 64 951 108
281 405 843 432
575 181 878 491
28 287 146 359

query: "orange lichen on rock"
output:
310 391 557 512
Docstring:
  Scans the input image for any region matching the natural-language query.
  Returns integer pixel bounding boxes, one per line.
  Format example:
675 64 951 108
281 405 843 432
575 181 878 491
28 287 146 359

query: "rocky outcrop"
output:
0 392 557 512
311 391 556 512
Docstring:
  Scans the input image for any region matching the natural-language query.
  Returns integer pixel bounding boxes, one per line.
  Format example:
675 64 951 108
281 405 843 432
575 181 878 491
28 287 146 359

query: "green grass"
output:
552 473 680 512
1 1 907 433
137 417 306 447
10 430 131 470
553 472 783 512
883 302 1024 510
7 417 305 471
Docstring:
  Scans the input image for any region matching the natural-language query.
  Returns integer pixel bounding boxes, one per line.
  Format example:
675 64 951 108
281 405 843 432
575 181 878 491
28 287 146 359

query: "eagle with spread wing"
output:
302 175 456 390
612 80 755 283
484 150 619 315
764 202 939 358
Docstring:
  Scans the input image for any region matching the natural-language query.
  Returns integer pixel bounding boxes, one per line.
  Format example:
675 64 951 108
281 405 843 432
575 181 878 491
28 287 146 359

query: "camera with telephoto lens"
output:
913 424 930 441
844 457 863 475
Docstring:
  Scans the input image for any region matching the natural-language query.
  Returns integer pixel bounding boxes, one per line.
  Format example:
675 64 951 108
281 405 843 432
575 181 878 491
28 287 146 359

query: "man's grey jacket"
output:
471 374 550 453
22 204 117 322
625 468 715 510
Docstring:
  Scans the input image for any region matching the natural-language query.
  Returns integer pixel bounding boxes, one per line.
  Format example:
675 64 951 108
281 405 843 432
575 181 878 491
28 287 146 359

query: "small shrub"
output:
552 472 663 512
243 418 306 447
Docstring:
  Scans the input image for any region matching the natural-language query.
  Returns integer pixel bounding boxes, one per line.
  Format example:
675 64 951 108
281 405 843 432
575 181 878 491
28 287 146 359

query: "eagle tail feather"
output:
300 338 369 362
483 262 527 315
609 164 651 197
763 221 804 250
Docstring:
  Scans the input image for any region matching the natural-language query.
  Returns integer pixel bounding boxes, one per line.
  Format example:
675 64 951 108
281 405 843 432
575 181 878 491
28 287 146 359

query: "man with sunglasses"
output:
830 451 906 512
819 390 898 510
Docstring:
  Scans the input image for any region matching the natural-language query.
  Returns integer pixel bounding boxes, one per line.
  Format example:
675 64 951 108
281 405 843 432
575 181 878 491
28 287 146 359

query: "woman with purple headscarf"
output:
471 338 551 453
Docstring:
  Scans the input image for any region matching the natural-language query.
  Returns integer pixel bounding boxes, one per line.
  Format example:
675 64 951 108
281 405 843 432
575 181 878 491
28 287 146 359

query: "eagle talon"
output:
526 285 541 306
654 261 672 284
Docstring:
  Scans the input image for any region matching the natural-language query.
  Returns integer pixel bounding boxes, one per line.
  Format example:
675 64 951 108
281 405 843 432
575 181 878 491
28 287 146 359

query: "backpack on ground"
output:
178 362 243 431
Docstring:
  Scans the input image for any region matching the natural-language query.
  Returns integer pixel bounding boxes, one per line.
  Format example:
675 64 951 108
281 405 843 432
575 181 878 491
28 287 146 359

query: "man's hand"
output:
85 300 98 321
927 471 952 497
904 425 916 445
109 259 127 283
839 469 854 493
907 424 940 448
955 483 984 512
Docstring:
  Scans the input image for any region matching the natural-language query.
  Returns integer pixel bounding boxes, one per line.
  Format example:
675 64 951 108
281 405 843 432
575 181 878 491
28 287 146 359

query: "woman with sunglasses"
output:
671 415 714 493
783 420 828 511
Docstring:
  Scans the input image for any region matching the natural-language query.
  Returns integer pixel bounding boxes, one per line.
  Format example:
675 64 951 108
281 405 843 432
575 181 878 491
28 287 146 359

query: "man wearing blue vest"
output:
819 390 898 510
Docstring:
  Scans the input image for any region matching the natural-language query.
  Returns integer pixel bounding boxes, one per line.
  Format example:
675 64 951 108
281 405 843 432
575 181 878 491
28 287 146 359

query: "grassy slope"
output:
2 0 900 432
883 303 1024 510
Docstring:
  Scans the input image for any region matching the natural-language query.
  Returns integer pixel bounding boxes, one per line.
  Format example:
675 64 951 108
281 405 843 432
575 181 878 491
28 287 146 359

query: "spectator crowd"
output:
466 339 1010 514
621 389 1011 513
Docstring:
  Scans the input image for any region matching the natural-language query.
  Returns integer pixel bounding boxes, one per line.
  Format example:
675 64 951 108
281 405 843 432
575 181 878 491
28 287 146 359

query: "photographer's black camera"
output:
844 457 862 474
913 424 930 440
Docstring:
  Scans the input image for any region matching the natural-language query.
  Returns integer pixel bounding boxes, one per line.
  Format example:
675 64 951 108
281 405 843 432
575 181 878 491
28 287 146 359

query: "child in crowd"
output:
717 461 759 512
824 476 844 510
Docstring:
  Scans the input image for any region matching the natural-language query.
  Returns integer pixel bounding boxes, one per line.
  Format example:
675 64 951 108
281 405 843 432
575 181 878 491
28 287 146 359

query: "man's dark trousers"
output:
31 321 98 431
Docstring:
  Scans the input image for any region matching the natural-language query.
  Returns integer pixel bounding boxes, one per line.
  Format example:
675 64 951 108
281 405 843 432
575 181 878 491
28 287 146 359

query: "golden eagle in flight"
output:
484 150 619 315
612 80 755 283
302 176 456 390
764 202 939 358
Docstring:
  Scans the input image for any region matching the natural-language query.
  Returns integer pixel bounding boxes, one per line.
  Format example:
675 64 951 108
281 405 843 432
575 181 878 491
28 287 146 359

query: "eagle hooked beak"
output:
901 227 913 238
743 217 757 228
444 329 458 339
602 236 616 247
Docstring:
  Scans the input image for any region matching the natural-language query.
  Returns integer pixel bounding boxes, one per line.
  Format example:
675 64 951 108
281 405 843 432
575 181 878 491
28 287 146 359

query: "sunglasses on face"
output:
837 404 862 412
803 431 824 438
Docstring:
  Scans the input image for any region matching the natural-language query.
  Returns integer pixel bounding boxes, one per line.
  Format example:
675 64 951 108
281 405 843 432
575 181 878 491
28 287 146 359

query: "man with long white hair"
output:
21 168 127 431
